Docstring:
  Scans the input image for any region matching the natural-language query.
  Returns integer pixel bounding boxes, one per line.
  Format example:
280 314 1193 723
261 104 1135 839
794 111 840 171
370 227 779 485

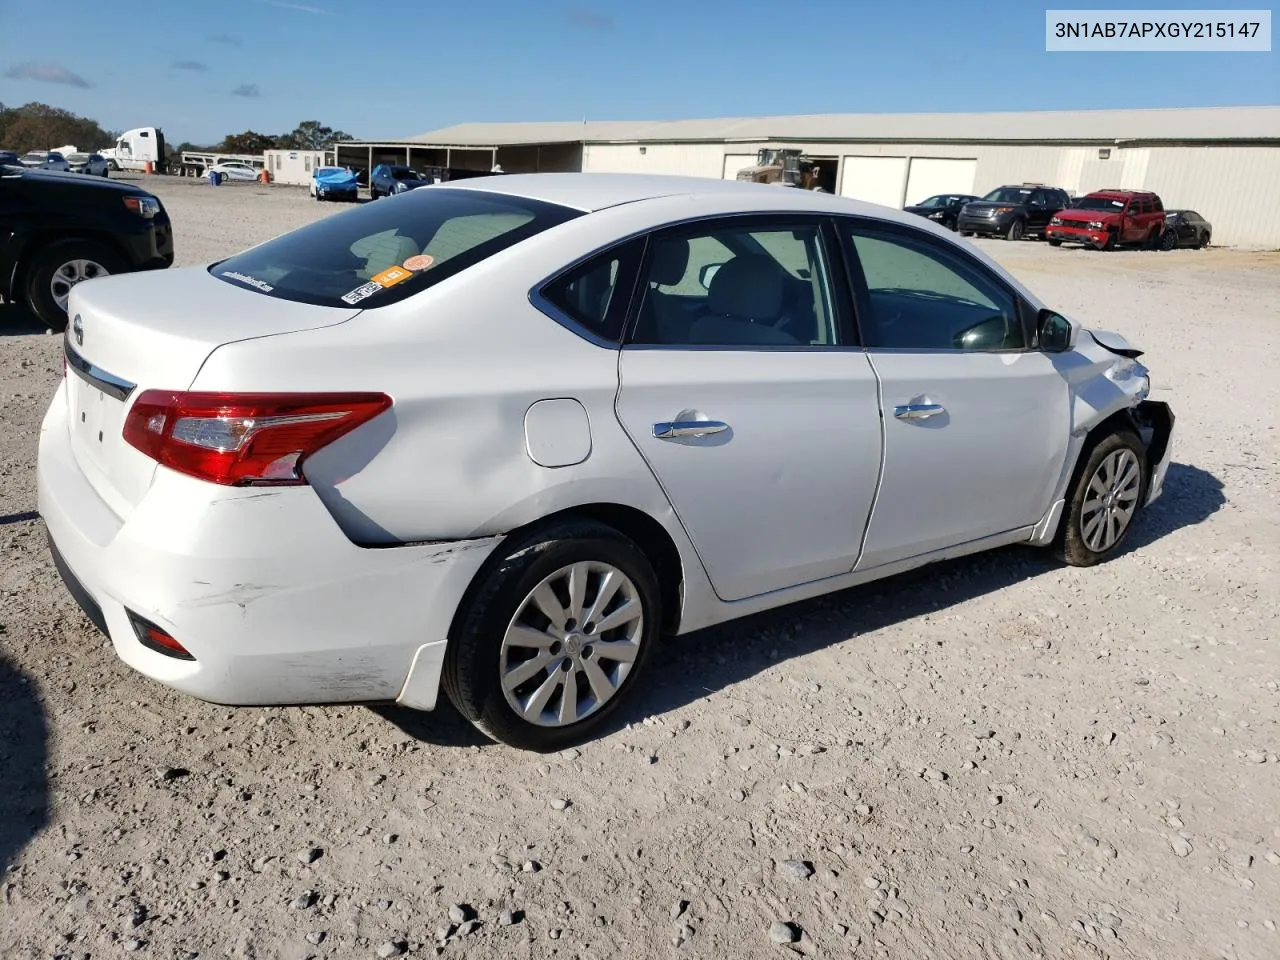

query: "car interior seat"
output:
632 239 691 342
689 254 799 345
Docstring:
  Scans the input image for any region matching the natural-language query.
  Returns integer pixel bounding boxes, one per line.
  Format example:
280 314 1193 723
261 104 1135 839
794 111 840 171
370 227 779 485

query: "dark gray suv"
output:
957 184 1072 241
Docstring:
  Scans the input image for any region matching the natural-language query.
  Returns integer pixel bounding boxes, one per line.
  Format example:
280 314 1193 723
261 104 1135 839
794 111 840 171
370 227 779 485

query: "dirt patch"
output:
1 183 1277 960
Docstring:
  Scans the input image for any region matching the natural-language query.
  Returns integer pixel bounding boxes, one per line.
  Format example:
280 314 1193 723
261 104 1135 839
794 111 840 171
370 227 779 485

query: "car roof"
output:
431 171 918 220
1087 189 1157 198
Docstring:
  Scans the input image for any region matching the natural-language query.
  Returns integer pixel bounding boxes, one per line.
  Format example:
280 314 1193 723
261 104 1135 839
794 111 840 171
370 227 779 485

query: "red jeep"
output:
1045 190 1167 251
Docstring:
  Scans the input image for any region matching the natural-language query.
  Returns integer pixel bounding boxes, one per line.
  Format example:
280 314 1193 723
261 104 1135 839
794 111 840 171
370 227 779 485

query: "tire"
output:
23 239 127 333
1053 430 1147 567
1005 219 1025 241
1199 232 1210 249
1101 230 1117 251
1158 229 1176 251
442 521 663 751
1047 239 1062 247
960 231 974 238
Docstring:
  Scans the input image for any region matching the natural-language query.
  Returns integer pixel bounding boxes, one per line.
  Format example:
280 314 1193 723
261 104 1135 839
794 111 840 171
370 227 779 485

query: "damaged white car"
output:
38 173 1174 750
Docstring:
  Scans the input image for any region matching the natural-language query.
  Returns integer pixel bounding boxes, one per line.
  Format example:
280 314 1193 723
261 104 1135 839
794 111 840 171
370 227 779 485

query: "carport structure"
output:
333 135 583 178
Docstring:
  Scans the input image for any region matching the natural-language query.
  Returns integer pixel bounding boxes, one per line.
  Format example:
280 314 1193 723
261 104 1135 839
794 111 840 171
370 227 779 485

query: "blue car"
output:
311 166 359 202
370 163 430 199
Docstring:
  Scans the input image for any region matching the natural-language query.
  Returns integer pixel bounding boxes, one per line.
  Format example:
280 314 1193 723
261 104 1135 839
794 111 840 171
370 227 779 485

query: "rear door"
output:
615 215 883 603
837 217 1070 570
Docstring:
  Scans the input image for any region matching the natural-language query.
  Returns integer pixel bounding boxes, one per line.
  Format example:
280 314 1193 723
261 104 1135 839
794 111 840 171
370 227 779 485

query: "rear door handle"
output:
653 420 729 439
893 403 945 421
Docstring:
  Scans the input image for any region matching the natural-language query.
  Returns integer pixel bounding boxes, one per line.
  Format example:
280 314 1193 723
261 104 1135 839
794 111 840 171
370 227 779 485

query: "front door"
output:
615 216 883 603
838 218 1070 570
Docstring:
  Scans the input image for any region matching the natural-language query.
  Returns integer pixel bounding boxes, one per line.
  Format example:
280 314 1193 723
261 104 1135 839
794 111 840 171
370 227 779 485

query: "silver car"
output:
20 151 70 172
66 152 110 177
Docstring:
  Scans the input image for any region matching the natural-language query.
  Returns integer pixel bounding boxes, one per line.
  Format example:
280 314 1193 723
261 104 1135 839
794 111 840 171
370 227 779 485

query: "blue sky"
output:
1 0 1275 144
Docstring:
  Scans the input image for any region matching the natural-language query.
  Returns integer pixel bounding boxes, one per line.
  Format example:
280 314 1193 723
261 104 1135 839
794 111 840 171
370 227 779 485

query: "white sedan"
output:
205 161 260 181
38 174 1174 750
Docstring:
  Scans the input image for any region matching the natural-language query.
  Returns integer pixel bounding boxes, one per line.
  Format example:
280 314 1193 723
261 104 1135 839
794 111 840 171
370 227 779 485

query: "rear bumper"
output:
37 381 497 709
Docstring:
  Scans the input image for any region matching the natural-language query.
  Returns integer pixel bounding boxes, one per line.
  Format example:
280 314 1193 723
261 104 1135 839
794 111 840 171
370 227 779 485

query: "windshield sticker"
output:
221 271 274 293
341 280 383 305
403 254 435 271
371 266 412 288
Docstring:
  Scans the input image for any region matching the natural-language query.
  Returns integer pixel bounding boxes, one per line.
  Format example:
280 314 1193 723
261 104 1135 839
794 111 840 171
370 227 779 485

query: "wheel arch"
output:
12 229 133 299
447 502 686 643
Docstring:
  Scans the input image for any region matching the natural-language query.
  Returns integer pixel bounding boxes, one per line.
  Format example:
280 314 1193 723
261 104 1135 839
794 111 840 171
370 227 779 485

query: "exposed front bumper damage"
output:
1135 400 1175 506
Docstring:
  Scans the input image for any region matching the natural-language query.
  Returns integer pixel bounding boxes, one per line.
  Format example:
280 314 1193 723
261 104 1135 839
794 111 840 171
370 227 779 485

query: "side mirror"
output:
698 262 724 289
1038 309 1074 352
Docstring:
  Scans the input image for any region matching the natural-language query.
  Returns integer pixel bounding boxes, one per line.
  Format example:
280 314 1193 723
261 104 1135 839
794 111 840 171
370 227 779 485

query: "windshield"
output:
982 187 1033 203
914 196 947 208
22 153 43 162
1071 196 1127 211
390 167 419 180
211 187 581 308
68 153 90 162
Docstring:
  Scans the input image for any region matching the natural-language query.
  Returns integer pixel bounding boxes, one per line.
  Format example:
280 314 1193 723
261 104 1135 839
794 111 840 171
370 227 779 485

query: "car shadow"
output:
376 462 1224 749
0 656 50 872
0 301 47 336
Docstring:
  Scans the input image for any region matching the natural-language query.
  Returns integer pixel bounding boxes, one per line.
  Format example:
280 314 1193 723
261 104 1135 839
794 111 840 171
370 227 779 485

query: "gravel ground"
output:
2 175 1278 960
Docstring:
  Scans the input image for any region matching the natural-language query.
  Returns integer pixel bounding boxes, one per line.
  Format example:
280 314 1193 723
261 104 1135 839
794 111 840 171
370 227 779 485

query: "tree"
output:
278 120 355 150
221 130 278 154
0 102 114 152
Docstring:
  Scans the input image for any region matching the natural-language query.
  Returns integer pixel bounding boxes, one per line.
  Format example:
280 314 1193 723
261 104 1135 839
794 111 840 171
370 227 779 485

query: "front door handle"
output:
893 403 946 421
653 420 729 439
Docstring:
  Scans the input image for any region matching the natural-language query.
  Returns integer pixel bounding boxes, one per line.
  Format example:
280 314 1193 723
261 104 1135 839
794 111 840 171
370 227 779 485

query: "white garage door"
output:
904 158 978 206
722 154 757 180
839 156 908 208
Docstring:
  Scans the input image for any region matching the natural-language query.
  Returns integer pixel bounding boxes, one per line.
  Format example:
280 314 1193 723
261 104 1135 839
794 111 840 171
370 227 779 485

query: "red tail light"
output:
122 391 392 486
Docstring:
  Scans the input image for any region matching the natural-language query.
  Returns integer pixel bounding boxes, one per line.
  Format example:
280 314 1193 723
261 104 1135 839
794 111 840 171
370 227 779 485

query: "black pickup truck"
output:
1 163 174 331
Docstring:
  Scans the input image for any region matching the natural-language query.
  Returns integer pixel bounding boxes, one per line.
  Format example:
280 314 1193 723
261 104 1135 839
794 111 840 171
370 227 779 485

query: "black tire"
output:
960 231 974 237
1101 229 1117 251
1047 238 1062 247
442 521 663 751
1052 430 1147 567
1005 219 1025 241
23 239 127 333
1199 232 1210 249
1158 229 1176 251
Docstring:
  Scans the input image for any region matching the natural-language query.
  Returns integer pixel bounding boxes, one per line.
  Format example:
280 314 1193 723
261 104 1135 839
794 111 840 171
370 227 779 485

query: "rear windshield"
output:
1073 196 1127 211
210 187 581 308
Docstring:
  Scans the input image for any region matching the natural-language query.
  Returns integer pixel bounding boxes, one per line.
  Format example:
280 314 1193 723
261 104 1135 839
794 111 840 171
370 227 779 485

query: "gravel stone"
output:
776 859 814 880
768 921 800 944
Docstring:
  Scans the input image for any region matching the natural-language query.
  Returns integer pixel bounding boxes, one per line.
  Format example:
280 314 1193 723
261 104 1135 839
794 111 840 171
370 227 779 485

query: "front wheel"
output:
442 521 663 751
1158 229 1176 251
1199 232 1211 249
1005 219 1025 241
1053 430 1147 566
1047 239 1062 247
24 239 127 333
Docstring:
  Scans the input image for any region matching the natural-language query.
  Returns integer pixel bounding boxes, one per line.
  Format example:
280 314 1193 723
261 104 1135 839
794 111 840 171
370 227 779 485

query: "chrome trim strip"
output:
63 339 136 402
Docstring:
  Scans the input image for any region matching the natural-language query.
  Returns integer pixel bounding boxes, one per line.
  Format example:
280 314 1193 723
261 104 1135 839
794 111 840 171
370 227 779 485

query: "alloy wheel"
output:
50 259 109 313
499 561 644 728
1080 448 1142 552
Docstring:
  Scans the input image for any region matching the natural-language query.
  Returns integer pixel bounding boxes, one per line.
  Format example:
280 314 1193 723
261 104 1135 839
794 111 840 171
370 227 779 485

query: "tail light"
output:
123 391 392 486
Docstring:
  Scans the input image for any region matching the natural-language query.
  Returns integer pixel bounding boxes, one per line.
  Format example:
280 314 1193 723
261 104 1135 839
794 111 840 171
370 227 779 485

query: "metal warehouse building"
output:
338 106 1280 247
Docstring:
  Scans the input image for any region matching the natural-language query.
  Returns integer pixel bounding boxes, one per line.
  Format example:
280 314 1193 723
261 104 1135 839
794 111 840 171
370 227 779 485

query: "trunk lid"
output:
61 265 361 519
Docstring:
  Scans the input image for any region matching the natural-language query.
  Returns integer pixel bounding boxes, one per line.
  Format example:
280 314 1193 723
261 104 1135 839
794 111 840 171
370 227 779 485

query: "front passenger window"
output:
843 224 1024 352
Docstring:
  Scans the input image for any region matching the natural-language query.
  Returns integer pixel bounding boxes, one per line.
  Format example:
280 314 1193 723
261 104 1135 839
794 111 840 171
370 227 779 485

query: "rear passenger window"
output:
843 223 1023 352
539 239 643 343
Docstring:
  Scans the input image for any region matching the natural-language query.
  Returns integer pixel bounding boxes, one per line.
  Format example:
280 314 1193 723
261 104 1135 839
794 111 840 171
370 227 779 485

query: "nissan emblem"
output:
72 314 83 346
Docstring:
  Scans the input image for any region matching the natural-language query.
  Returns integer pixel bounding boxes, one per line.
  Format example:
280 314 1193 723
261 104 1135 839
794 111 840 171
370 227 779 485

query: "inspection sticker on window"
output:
341 281 384 305
403 254 435 271
371 266 412 288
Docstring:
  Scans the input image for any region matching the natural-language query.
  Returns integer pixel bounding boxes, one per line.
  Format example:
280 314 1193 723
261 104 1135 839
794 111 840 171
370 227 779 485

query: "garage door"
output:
839 156 907 208
904 158 978 206
722 154 757 180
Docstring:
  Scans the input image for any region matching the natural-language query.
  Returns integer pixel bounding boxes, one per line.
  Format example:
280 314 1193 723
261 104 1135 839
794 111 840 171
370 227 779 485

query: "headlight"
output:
928 211 944 219
122 196 161 218
993 206 1015 215
1088 220 1105 229
1050 216 1063 225
1106 357 1150 399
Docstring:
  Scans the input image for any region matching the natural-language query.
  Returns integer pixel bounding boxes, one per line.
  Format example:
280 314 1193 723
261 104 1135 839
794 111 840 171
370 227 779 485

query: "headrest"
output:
649 239 690 286
707 255 783 321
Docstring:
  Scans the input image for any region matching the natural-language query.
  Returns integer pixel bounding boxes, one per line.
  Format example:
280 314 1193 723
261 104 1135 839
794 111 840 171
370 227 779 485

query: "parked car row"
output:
905 184 1212 251
2 150 111 176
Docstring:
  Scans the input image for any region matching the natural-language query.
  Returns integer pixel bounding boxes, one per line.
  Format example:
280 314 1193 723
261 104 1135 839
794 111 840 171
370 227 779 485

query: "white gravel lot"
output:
1 174 1278 960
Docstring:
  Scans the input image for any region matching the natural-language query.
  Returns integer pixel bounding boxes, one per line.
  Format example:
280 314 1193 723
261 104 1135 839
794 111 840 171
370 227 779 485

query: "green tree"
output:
221 130 278 154
278 120 355 150
0 102 114 152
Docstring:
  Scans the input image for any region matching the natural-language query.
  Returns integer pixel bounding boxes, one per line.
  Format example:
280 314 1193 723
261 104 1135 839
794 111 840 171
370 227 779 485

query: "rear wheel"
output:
1005 219 1025 241
442 521 662 751
1053 430 1146 566
1158 229 1177 251
24 239 127 333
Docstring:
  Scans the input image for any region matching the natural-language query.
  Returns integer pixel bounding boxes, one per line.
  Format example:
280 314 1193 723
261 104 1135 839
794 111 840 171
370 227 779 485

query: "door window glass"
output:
632 223 837 347
843 224 1023 351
